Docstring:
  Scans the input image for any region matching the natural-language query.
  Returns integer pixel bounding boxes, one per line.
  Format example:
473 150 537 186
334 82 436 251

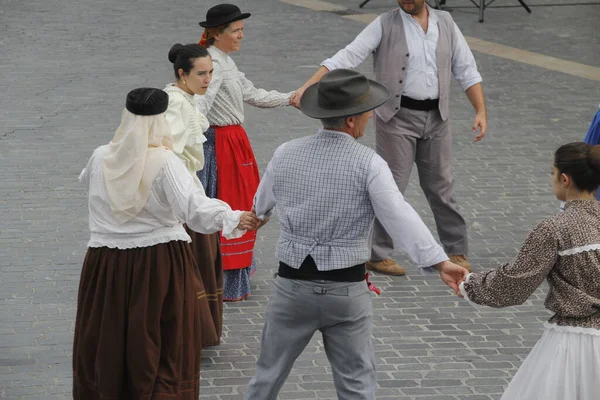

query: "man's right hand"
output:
291 66 331 108
237 211 261 231
435 261 469 296
257 216 270 230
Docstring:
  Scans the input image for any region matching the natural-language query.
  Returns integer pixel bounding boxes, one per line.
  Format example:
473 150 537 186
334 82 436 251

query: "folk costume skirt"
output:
184 226 223 348
72 240 209 400
198 126 258 302
500 323 600 399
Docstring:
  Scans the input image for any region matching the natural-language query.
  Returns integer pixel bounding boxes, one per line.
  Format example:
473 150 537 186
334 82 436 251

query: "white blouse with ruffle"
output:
80 148 245 249
164 84 209 179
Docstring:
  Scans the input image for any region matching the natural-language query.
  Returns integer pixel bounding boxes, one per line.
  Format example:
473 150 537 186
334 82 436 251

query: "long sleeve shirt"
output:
460 200 600 330
80 147 245 249
196 46 293 126
321 8 482 100
254 130 448 270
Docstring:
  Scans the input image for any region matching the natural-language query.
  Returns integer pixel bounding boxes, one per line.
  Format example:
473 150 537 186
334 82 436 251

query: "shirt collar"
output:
208 45 229 61
317 128 356 140
164 83 194 103
399 5 438 26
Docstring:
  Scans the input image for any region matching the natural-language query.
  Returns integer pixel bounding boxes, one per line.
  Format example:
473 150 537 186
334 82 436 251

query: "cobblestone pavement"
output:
1 0 599 398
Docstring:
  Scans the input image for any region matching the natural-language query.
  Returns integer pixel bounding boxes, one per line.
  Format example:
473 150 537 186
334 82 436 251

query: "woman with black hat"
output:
72 88 259 399
198 3 294 302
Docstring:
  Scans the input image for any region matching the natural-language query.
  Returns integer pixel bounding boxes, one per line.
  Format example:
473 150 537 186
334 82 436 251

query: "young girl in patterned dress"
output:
460 142 600 399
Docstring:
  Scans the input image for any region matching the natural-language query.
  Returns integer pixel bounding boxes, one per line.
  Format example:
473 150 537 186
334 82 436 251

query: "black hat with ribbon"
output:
199 4 251 28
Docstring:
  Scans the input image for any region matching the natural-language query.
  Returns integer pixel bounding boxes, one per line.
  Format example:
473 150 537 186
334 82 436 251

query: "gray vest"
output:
272 131 376 270
373 8 455 123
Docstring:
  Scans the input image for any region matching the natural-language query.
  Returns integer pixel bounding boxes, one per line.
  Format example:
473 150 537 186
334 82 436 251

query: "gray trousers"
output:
244 277 375 400
371 108 468 260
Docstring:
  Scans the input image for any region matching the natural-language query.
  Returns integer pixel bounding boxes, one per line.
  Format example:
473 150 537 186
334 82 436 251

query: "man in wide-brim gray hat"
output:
244 69 468 400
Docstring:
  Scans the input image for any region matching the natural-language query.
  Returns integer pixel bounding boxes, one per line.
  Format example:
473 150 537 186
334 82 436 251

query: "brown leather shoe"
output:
449 255 472 272
366 259 406 276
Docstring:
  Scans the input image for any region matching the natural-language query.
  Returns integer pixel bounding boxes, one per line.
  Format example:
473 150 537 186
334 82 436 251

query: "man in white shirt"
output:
293 0 487 275
244 69 468 400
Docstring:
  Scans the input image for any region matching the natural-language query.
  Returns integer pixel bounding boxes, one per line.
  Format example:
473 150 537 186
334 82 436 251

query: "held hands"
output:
289 91 300 109
435 260 470 297
472 111 487 142
257 217 270 230
250 207 270 230
290 86 307 109
237 211 261 231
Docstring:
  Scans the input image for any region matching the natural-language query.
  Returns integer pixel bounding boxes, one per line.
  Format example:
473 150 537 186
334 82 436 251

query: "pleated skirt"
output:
501 323 600 400
72 240 209 400
185 227 223 348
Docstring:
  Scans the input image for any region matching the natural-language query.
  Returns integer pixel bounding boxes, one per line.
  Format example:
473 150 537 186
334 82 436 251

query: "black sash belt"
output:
278 255 365 282
401 96 439 111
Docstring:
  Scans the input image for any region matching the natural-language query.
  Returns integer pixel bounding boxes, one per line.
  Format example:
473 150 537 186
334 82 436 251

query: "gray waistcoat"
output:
272 131 376 270
373 8 455 123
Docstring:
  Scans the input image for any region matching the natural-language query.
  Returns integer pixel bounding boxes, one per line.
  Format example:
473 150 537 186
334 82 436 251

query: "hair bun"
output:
168 43 185 63
588 144 600 175
126 88 169 116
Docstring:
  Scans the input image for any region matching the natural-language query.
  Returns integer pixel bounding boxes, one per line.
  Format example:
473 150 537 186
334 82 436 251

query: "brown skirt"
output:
72 241 208 400
185 227 223 348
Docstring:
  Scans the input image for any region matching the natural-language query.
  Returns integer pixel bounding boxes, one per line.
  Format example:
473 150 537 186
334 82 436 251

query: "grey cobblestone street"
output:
1 0 599 398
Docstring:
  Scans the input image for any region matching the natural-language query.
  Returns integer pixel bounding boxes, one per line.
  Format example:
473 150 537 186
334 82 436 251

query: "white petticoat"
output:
501 322 600 400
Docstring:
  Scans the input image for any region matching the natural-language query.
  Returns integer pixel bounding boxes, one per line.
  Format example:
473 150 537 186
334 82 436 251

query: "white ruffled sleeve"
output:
159 154 245 239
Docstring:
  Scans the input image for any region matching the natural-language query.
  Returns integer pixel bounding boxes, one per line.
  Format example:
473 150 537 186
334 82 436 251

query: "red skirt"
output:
214 125 259 271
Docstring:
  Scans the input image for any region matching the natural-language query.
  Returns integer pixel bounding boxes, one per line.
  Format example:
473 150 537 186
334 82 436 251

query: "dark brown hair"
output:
168 43 210 80
554 142 600 192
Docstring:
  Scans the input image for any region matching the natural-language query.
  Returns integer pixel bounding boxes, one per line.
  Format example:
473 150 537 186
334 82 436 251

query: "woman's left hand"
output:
289 92 300 109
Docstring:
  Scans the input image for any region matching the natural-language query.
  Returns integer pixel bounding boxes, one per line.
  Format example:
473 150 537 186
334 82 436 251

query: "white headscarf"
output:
102 109 174 224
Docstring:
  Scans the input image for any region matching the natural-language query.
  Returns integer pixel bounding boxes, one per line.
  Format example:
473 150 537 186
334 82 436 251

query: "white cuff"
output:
459 273 479 306
459 76 483 92
416 249 450 273
419 266 437 275
320 60 338 72
257 208 273 221
221 210 246 240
